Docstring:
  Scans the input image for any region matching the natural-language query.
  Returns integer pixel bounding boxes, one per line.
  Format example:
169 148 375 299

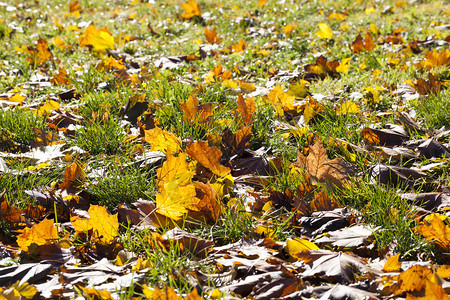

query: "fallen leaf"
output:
414 214 450 251
317 22 333 39
398 265 436 293
17 219 58 252
186 141 230 177
285 238 319 258
180 0 201 19
350 33 375 53
234 94 256 125
71 205 119 244
179 95 214 124
192 181 222 223
51 68 70 85
79 25 114 51
59 161 87 190
27 37 53 65
294 139 355 188
383 254 402 272
204 27 222 44
144 127 182 154
220 126 252 161
296 249 369 283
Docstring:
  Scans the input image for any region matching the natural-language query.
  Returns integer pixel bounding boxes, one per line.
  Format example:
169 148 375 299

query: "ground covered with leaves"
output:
0 0 449 299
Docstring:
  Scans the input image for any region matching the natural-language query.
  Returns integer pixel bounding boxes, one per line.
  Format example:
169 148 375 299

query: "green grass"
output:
0 0 449 297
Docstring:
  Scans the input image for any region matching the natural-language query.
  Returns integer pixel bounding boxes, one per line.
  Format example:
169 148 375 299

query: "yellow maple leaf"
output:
266 85 295 113
156 179 199 221
71 205 119 244
17 219 58 252
284 24 297 36
180 0 201 19
36 100 60 116
156 152 196 189
144 127 182 154
316 22 333 39
286 238 319 258
8 93 26 103
79 25 114 51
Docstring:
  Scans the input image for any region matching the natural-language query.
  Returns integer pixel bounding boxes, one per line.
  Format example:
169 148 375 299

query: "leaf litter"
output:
0 0 449 299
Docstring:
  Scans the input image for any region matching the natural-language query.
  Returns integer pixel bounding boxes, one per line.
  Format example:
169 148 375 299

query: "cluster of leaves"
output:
0 0 449 298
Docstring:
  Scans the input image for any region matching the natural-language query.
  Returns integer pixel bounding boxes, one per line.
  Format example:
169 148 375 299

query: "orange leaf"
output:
179 95 214 124
234 94 256 125
230 40 246 53
27 37 53 65
414 214 450 250
51 68 70 85
416 49 450 70
59 161 87 190
192 181 222 222
144 126 182 154
186 141 230 177
310 191 342 212
350 32 375 53
436 265 450 279
0 201 25 223
383 254 401 272
180 0 201 19
17 219 58 252
204 28 222 44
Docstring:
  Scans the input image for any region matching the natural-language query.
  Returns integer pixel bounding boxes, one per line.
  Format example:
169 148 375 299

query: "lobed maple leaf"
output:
71 205 119 244
204 27 222 44
234 94 256 125
294 139 355 188
144 126 182 154
59 161 87 190
350 32 375 53
413 214 450 250
179 94 214 124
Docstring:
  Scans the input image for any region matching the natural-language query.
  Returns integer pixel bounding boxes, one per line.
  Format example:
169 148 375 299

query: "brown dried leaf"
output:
294 140 355 188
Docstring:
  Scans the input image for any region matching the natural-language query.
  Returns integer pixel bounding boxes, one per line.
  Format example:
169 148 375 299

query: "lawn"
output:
0 0 449 298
